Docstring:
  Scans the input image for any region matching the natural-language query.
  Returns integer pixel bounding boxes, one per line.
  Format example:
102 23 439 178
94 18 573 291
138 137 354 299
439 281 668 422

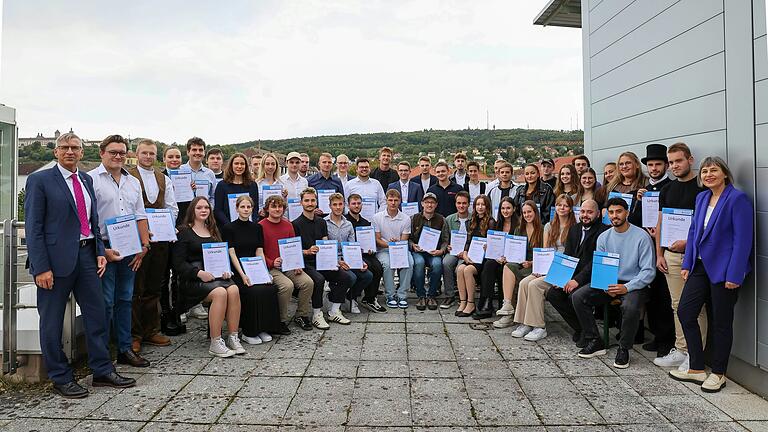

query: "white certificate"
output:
467 237 487 264
532 247 556 275
228 192 251 222
361 197 377 221
239 256 272 284
504 234 527 263
355 226 377 253
194 180 211 199
449 230 467 256
287 198 303 221
417 226 441 252
641 191 660 228
315 240 339 271
169 169 194 202
317 189 334 214
202 242 231 278
278 236 305 271
485 230 506 260
660 208 694 248
388 240 410 269
342 241 364 270
402 202 419 217
260 184 283 210
146 208 177 242
105 214 143 257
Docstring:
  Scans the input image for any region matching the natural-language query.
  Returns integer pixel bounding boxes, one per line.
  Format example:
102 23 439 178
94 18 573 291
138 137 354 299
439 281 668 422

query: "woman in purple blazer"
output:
669 157 753 393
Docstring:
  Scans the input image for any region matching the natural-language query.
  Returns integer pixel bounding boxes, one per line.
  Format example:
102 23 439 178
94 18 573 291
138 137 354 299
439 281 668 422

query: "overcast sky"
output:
1 1 582 145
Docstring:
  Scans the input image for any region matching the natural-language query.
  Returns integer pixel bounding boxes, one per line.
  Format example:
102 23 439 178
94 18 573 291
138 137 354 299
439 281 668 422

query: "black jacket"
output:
512 180 556 223
563 222 609 287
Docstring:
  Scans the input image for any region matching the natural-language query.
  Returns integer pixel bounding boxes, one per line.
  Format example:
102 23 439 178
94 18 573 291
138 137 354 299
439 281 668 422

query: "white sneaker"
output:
257 332 273 342
241 334 263 345
313 312 330 330
189 304 208 319
677 352 690 372
209 337 236 358
180 313 188 323
493 315 515 329
226 333 247 355
328 310 351 325
524 327 548 342
653 348 686 367
511 325 532 338
350 300 361 314
496 302 515 316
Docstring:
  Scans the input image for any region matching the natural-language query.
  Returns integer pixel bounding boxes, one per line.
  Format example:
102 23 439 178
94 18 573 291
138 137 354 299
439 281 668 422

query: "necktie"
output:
71 173 91 237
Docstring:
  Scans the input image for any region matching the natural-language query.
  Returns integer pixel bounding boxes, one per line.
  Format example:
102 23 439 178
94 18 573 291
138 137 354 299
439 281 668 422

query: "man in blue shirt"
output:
308 152 344 216
427 162 463 217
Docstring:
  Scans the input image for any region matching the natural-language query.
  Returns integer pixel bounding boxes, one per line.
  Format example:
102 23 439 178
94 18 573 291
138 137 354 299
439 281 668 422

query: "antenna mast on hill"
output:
486 110 489 130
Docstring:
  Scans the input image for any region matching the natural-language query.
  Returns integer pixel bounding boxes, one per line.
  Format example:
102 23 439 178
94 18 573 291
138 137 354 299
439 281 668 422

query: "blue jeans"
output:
102 256 136 353
376 249 414 301
412 251 443 298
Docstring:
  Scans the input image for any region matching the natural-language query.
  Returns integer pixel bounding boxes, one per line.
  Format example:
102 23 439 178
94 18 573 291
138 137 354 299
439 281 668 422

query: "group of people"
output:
26 135 753 399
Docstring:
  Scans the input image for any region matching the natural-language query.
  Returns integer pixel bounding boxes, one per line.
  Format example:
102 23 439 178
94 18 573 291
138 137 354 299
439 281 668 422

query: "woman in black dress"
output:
222 196 284 345
172 196 245 358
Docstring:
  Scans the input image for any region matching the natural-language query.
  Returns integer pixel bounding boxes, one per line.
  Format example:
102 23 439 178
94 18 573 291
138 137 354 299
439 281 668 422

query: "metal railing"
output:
1 219 78 375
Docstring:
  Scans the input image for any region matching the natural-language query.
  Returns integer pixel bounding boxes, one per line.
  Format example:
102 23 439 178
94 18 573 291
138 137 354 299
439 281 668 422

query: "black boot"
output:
472 297 494 320
163 309 186 336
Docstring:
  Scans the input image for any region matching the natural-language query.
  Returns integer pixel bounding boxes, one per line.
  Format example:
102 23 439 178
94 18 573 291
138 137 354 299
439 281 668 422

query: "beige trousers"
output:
270 268 313 322
513 274 551 328
664 250 707 352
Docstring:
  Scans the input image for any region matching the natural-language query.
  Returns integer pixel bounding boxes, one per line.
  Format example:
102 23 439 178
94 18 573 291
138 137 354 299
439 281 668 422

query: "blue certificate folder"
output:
602 192 633 225
591 251 620 290
544 252 580 287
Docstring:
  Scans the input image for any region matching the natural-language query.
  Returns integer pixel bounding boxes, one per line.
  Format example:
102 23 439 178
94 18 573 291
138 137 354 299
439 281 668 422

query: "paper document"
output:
642 191 660 228
240 256 272 284
591 251 620 290
361 197 377 221
146 208 177 242
355 226 377 253
278 236 305 271
417 226 441 252
342 242 364 270
503 234 527 264
467 237 487 264
388 240 410 269
544 252 579 287
169 169 194 202
402 202 419 217
194 180 211 199
317 189 334 214
105 214 143 257
202 242 231 278
287 198 303 221
485 230 506 260
449 230 467 256
532 248 555 275
660 207 693 248
315 240 339 271
260 184 283 210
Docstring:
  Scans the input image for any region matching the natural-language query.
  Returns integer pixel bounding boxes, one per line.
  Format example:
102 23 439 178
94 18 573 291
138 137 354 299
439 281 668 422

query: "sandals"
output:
454 300 467 316
457 301 475 317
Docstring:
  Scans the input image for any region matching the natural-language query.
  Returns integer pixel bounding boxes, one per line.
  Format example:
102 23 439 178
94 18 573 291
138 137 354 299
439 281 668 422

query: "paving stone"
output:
262 344 316 359
416 427 482 432
219 396 291 425
548 426 611 432
347 398 413 426
411 378 468 399
151 356 211 375
530 396 604 425
251 358 311 376
296 377 355 399
570 376 638 398
368 311 407 322
498 344 550 361
471 397 541 426
700 393 768 421
87 394 171 421
620 374 692 397
454 345 504 361
73 420 145 431
304 359 358 377
405 312 444 322
366 322 407 333
353 378 410 400
314 344 362 361
199 357 258 376
364 332 408 345
465 378 524 399
409 360 461 378
508 360 564 378
209 425 279 431
555 359 616 377
675 422 750 431
26 393 113 419
407 322 446 333
586 395 667 424
598 352 666 376
458 360 514 379
282 397 351 427
361 344 409 360
445 323 490 334
357 360 411 377
647 394 732 423
2 418 79 431
178 374 244 396
153 394 230 423
121 373 193 397
612 424 681 432
408 333 452 346
449 333 496 346
141 422 211 431
238 376 301 398
349 427 414 432
409 345 456 361
738 421 768 431
411 397 477 426
518 377 579 400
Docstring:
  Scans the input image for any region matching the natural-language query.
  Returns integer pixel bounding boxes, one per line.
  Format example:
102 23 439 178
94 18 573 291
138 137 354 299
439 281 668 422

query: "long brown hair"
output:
469 194 493 236
554 164 579 196
180 196 222 241
496 196 519 233
574 167 598 203
223 152 253 186
547 194 577 247
517 200 543 248
607 152 647 192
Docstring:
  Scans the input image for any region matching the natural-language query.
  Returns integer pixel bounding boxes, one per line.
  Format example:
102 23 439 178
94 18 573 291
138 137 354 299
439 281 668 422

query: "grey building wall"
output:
582 0 764 377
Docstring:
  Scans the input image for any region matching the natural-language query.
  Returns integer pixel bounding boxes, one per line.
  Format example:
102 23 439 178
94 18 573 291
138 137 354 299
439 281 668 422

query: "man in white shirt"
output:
180 137 217 208
345 157 386 210
465 161 486 205
487 162 515 217
450 152 469 188
280 151 309 198
88 135 151 368
128 139 178 352
373 189 414 309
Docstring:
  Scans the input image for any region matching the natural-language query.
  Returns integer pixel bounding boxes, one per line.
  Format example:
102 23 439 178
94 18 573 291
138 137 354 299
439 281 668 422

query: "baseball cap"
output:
541 158 555 167
286 151 301 161
422 192 438 202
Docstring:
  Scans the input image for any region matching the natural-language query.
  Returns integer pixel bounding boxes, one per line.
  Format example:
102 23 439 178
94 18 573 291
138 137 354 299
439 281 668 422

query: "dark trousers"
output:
546 286 582 334
480 259 503 302
645 270 675 352
572 284 648 349
304 266 354 307
37 242 114 384
678 260 738 374
132 242 168 340
362 254 383 302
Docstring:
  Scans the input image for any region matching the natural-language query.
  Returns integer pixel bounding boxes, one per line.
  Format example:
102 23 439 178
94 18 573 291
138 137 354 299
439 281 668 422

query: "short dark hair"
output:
186 137 206 151
100 134 128 152
206 148 223 159
434 161 449 170
573 154 591 166
467 161 480 170
455 190 470 202
347 193 362 203
265 195 286 209
606 197 629 210
356 157 370 165
668 142 692 158
398 161 411 169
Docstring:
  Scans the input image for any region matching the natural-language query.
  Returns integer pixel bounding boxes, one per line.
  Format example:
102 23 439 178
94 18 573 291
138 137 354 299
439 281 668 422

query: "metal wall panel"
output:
589 0 678 55
588 0 635 33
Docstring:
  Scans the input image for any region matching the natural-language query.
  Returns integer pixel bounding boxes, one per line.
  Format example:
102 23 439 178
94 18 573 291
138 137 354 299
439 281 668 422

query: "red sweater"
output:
259 217 296 269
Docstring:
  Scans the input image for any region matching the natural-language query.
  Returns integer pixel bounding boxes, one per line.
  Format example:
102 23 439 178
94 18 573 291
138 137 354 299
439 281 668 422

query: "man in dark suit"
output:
25 132 135 398
388 161 424 210
411 156 437 194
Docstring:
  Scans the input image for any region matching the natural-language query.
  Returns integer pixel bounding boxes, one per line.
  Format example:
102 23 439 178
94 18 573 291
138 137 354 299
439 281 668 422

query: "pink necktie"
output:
71 173 91 237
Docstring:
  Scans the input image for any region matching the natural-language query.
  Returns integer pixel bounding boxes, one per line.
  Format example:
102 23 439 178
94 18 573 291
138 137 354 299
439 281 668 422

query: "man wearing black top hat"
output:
631 143 674 357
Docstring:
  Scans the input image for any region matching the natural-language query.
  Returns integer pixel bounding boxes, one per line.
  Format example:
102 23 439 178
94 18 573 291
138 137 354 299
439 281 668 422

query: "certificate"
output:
228 192 251 222
388 241 410 269
417 226 440 252
202 242 231 278
503 234 527 263
532 248 555 275
355 226 377 253
146 208 177 242
642 191 660 228
105 214 143 257
315 240 339 271
603 192 633 225
361 197 377 221
485 230 506 260
278 236 305 271
449 230 467 256
342 241 364 270
467 237 487 264
317 189 334 214
287 198 303 221
169 169 194 202
573 205 581 217
544 252 579 287
239 256 272 284
402 202 419 217
660 207 693 247
194 180 211 199
591 251 620 290
261 184 283 209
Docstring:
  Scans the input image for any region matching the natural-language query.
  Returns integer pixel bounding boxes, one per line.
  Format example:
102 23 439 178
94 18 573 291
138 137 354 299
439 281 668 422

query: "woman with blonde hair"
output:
256 152 288 217
574 168 599 204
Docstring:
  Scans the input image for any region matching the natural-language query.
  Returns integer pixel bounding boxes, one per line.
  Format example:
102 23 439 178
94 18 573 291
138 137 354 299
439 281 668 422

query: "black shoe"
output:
576 337 588 349
642 340 658 352
360 298 387 313
416 297 427 311
117 350 150 368
52 381 89 399
572 331 582 343
294 316 312 331
276 322 291 335
439 296 456 309
426 297 438 310
472 297 493 320
613 347 630 369
92 372 137 389
656 344 673 358
577 338 607 358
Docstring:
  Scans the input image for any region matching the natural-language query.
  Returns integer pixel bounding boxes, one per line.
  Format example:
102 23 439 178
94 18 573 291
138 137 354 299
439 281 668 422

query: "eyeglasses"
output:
56 145 82 153
107 150 127 158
